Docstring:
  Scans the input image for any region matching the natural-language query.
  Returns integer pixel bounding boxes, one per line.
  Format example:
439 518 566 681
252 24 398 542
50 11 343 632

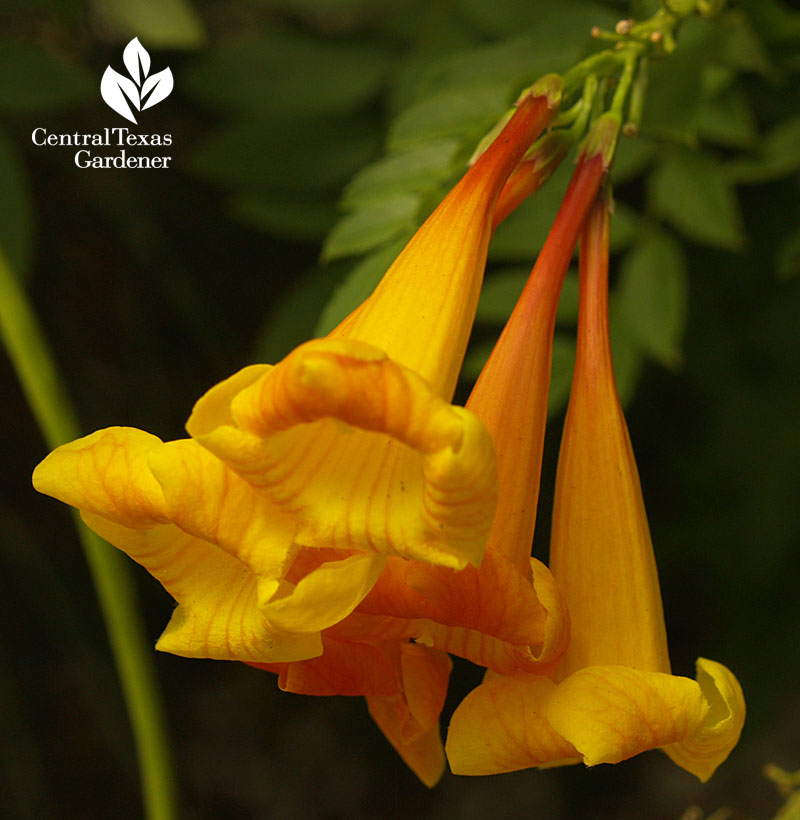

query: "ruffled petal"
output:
32 427 168 527
446 674 579 775
262 553 386 634
545 660 744 780
147 438 299 604
359 555 569 675
189 338 497 570
447 659 744 779
545 666 707 767
367 643 451 787
186 363 272 433
82 512 321 663
663 658 746 782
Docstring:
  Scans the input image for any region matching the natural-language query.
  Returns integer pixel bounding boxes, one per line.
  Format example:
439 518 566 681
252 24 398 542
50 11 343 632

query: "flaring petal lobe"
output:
263 553 386 634
446 674 579 775
191 338 497 570
32 427 168 528
147 438 299 590
82 512 321 663
545 660 744 780
544 666 708 767
663 658 746 782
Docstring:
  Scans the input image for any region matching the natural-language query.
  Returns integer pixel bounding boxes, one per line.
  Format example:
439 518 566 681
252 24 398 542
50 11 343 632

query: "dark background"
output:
1 0 798 818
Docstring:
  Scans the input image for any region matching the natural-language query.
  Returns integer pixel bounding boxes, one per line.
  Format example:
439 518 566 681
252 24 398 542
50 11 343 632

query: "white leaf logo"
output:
101 38 173 124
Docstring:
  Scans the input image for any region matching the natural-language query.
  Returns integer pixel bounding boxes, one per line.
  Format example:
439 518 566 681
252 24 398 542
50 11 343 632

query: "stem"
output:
562 0 703 104
0 248 178 820
610 55 638 121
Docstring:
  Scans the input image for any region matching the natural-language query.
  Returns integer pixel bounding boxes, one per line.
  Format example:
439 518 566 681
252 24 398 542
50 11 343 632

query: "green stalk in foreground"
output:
0 248 178 820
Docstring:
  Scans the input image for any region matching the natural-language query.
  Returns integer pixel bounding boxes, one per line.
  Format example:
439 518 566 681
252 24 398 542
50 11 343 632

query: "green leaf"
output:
183 31 390 118
315 238 408 335
0 128 33 279
727 115 800 184
322 194 419 261
738 0 800 46
0 40 94 113
694 83 758 149
461 339 493 381
388 82 510 152
609 200 639 252
614 227 688 369
408 36 554 102
640 16 713 142
342 141 459 208
457 0 617 49
716 10 774 77
476 265 580 327
489 159 573 262
475 267 528 323
93 0 205 48
611 135 656 184
648 148 744 250
556 270 580 325
609 309 645 407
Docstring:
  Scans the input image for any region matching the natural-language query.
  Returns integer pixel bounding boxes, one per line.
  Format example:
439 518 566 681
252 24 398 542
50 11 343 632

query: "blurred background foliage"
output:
1 0 799 818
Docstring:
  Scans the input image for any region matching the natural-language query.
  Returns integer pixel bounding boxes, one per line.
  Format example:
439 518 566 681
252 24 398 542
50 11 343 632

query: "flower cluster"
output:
33 73 743 787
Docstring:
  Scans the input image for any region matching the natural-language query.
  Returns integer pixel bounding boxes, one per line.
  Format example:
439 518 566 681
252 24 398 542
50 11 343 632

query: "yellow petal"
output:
546 660 746 780
191 338 497 570
81 512 320 663
545 666 707 767
367 643 452 787
32 427 168 528
263 553 386 634
146 438 298 602
446 674 579 775
187 362 272 433
663 658 746 782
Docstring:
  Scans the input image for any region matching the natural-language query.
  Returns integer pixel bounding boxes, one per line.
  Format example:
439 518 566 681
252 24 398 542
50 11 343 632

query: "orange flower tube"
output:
446 191 745 781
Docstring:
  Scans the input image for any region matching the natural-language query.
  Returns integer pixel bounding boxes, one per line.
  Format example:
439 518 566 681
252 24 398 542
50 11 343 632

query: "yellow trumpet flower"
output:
446 192 745 781
253 115 617 787
33 79 561 667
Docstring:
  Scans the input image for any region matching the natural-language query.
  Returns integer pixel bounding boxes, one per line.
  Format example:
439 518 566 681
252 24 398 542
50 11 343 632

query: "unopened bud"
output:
615 18 633 35
522 73 565 111
493 132 571 229
578 112 621 170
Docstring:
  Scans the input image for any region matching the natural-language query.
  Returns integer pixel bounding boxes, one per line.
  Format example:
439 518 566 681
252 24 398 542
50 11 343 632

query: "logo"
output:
101 38 173 124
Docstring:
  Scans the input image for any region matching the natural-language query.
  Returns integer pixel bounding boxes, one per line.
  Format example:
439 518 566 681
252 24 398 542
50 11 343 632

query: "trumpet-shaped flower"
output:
252 114 617 786
446 192 745 781
33 81 560 666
